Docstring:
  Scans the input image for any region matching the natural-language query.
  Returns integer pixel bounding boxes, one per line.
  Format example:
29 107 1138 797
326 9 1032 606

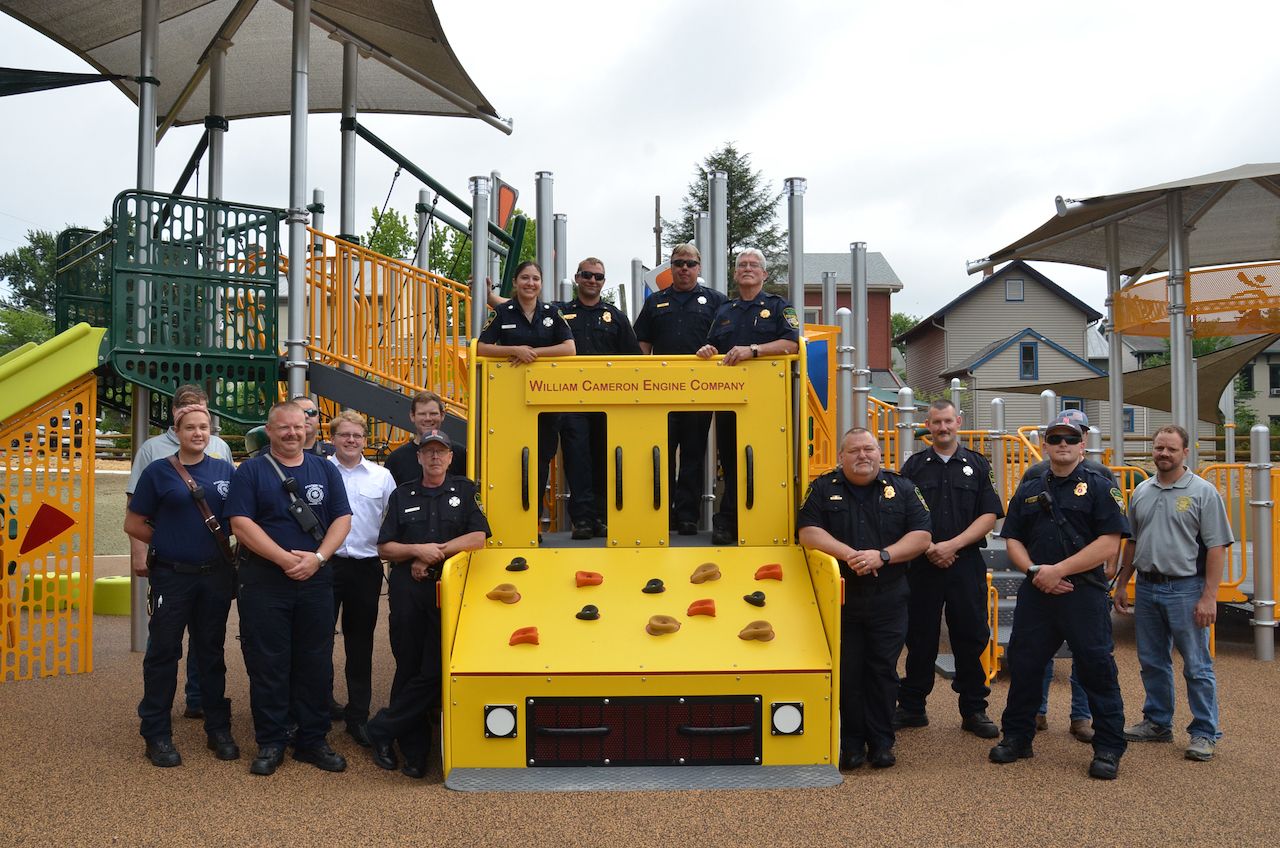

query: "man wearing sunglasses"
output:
557 258 641 539
633 243 726 535
291 395 335 457
991 409 1130 780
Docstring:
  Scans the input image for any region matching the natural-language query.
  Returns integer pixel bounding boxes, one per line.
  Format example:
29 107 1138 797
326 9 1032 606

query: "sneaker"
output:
1185 736 1216 761
1123 718 1173 743
1069 718 1094 743
1035 714 1048 731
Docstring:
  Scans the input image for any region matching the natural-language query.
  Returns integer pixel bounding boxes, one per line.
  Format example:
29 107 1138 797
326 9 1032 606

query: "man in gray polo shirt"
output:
1113 424 1233 762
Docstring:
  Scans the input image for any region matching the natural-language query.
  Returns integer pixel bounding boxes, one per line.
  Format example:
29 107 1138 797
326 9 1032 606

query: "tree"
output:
424 208 537 289
890 312 921 355
364 207 418 260
0 307 54 353
0 228 59 315
664 143 785 293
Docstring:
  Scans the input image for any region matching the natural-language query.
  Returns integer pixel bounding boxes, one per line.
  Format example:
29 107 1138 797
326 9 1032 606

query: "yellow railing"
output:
304 229 471 419
1201 463 1251 601
869 396 900 470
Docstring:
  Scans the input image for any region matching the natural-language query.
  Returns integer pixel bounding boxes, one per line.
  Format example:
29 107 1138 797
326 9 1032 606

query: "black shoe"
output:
989 738 1034 764
892 707 929 729
711 526 736 546
869 748 896 769
182 705 203 720
144 738 182 768
593 520 608 538
345 721 371 748
367 725 398 771
293 742 347 772
206 730 240 761
401 760 427 779
329 697 345 720
961 712 1000 739
839 750 866 770
250 745 285 776
571 521 594 540
677 521 698 536
1088 751 1120 780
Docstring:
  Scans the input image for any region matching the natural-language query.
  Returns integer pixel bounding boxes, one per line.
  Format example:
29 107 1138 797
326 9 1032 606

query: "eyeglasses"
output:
301 408 319 418
577 271 605 282
736 261 763 269
671 259 700 268
1045 433 1082 445
334 432 365 440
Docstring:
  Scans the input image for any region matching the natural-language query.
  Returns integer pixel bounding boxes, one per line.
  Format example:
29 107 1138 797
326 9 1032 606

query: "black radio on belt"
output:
281 476 324 540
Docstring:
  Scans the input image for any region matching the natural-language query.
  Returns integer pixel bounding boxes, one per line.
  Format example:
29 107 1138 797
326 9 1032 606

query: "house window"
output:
803 306 822 325
1270 364 1280 396
1239 365 1254 393
1061 398 1084 412
1270 415 1280 432
1019 341 1038 380
1123 407 1135 433
1005 278 1024 301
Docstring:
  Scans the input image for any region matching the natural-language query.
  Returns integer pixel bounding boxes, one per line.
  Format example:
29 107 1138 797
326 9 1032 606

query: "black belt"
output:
390 561 441 580
1138 571 1196 585
152 556 226 575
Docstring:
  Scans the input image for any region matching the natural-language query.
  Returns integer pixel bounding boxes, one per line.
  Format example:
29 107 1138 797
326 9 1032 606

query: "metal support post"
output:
897 387 916 466
1085 425 1104 464
1189 352 1200 467
851 242 869 431
630 259 644 322
1167 191 1190 434
786 178 807 517
709 170 728 295
694 212 710 286
553 213 568 301
1249 424 1275 660
1104 223 1127 467
837 308 854 438
284 0 311 400
489 170 502 286
1038 389 1057 444
950 378 963 415
990 398 1007 523
469 177 491 337
414 189 431 268
822 272 837 326
339 40 357 242
1224 378 1236 464
535 171 553 302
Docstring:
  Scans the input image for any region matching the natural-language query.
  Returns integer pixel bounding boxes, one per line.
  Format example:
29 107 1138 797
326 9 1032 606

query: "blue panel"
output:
807 339 829 409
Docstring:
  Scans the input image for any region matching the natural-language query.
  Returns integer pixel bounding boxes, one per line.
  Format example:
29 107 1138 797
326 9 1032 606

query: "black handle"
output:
745 444 754 509
615 445 624 510
652 445 661 510
536 726 610 737
521 446 530 511
678 724 753 736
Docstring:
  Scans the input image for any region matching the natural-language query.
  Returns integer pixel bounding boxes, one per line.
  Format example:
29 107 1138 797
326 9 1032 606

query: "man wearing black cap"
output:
990 409 1131 780
366 429 490 779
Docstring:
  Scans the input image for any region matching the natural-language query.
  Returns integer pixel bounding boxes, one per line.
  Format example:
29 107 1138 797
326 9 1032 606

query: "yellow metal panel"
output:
449 547 831 675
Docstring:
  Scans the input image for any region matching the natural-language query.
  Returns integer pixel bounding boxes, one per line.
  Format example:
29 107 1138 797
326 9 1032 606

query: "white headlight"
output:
484 704 518 738
771 702 804 735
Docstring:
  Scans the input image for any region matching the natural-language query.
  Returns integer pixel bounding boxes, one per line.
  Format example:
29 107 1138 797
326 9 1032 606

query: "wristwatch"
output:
750 344 760 358
879 549 891 564
314 552 327 567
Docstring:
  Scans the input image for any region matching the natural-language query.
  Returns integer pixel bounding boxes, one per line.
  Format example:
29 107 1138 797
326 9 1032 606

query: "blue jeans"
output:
1039 660 1090 720
1135 575 1220 740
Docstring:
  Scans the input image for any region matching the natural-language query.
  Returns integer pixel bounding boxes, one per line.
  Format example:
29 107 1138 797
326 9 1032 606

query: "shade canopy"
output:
1 0 508 136
983 334 1277 424
969 164 1280 277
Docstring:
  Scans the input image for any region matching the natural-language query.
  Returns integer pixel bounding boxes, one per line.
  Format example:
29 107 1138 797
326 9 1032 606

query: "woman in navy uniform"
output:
477 261 575 532
125 403 238 768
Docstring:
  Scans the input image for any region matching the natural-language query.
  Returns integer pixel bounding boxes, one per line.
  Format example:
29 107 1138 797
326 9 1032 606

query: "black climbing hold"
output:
642 578 665 594
506 556 528 572
576 604 600 621
744 591 766 607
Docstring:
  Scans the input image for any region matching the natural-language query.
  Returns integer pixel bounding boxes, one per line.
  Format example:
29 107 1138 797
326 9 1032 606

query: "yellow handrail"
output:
1200 463 1250 600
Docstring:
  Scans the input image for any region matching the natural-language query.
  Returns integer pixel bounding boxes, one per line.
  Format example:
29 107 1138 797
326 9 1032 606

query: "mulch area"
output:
0 559 1274 848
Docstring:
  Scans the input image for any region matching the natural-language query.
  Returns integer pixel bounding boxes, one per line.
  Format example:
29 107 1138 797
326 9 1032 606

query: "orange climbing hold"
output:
687 599 716 617
755 563 783 581
509 626 540 646
575 570 604 587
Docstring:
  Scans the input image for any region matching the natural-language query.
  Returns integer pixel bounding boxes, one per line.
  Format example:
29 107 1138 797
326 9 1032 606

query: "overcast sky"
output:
3 0 1279 318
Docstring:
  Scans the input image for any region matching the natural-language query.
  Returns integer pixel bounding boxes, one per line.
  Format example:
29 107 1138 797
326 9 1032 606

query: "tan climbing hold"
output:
486 583 521 604
646 614 681 636
738 620 775 642
690 562 721 584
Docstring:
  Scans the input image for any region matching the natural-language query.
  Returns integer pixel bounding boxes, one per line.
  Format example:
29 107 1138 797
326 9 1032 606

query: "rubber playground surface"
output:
0 551 1274 848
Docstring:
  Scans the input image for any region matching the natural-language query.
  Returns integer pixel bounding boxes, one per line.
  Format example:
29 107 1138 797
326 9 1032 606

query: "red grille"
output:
527 696 761 767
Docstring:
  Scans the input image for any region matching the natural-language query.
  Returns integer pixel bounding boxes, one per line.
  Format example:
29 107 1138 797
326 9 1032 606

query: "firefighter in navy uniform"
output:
797 428 931 770
697 248 799 545
632 243 726 535
895 399 1003 737
990 409 1130 780
557 258 641 539
366 430 490 778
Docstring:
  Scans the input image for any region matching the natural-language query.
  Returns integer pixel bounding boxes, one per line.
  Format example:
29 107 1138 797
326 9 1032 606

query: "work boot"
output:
206 730 240 761
571 521 594 540
892 706 929 729
1088 751 1120 780
145 738 182 768
988 738 1034 763
961 712 999 739
1069 718 1095 743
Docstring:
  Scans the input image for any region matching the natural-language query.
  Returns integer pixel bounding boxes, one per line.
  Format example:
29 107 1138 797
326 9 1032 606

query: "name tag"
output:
561 313 577 320
656 302 670 308
501 324 516 329
403 506 421 513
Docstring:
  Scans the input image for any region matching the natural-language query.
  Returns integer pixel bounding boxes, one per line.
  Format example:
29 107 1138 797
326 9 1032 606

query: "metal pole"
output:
1224 379 1236 464
131 0 159 654
207 43 227 201
694 212 710 287
535 171 553 303
822 271 837 326
489 170 502 287
837 307 854 437
553 213 567 301
785 179 806 337
1085 425 1104 464
654 195 662 266
851 242 869 431
469 177 491 337
897 387 916 466
630 258 644 322
1168 191 1190 436
310 189 324 245
1105 223 1127 467
1039 389 1057 443
991 398 1007 522
1189 353 1200 467
414 188 430 268
1249 424 1275 660
709 170 728 296
339 40 357 242
950 377 963 414
284 0 311 400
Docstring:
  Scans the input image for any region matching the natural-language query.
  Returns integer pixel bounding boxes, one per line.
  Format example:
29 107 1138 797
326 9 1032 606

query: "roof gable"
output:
941 327 1106 377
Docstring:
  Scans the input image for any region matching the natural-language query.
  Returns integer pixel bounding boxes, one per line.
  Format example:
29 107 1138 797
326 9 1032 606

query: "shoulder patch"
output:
783 306 799 329
474 491 486 514
1110 487 1126 514
914 486 930 512
482 309 496 330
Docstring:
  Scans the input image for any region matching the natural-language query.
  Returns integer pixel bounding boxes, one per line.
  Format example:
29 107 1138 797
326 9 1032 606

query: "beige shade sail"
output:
982 334 1278 424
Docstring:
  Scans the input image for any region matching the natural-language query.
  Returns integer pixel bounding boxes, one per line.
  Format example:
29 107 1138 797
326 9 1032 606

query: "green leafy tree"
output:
363 207 418 260
890 312 921 355
0 228 59 315
426 209 536 287
0 307 54 353
664 142 785 294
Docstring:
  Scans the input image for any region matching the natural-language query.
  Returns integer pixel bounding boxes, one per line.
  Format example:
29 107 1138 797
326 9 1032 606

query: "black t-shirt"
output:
129 455 235 563
225 452 352 555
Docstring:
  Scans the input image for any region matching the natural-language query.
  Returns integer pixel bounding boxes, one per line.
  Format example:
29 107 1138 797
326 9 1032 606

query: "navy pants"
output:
898 551 991 716
331 555 383 723
668 411 712 527
368 564 441 768
840 578 909 755
1000 579 1127 756
536 413 560 522
138 564 233 741
238 561 335 749
560 412 608 527
713 412 738 533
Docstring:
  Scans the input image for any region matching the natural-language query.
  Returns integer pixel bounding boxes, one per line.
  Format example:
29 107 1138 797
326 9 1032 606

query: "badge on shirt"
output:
602 311 612 323
883 486 895 499
697 296 707 304
783 306 800 329
404 505 421 514
760 308 771 318
1074 482 1088 496
449 496 461 507
656 301 670 308
502 324 516 329
305 484 324 504
962 465 973 476
562 313 577 320
474 491 486 513
828 494 843 501
1176 495 1192 512
215 480 230 497
542 317 554 327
